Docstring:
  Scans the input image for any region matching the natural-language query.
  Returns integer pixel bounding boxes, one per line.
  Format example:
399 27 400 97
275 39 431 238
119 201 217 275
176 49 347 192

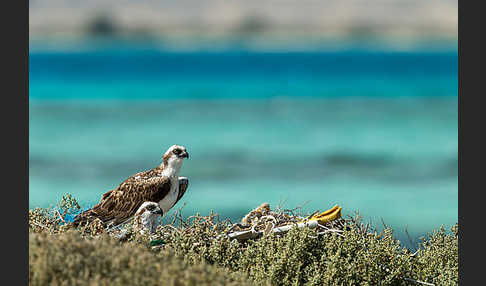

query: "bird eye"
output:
147 205 155 211
173 149 181 155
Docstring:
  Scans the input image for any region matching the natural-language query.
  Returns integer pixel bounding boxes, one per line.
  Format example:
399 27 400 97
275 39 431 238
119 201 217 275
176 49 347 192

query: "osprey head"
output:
135 202 163 234
136 201 164 216
162 145 189 168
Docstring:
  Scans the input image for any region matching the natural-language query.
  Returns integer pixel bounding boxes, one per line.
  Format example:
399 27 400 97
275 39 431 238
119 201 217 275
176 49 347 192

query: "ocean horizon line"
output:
29 37 458 54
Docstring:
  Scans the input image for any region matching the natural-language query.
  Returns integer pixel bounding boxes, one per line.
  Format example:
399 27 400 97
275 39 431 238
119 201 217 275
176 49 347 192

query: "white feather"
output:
158 177 180 214
157 145 186 214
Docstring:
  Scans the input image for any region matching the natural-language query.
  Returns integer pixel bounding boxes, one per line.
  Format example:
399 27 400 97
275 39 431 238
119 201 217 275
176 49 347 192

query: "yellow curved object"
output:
317 205 339 217
314 207 342 224
302 205 342 224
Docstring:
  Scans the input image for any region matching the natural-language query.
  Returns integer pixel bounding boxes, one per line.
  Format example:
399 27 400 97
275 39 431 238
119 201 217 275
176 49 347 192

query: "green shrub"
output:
29 231 257 286
412 225 458 286
29 195 458 286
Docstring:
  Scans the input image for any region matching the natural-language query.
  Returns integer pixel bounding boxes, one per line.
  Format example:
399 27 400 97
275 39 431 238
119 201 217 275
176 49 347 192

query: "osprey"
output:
115 202 164 241
133 201 164 235
72 145 189 227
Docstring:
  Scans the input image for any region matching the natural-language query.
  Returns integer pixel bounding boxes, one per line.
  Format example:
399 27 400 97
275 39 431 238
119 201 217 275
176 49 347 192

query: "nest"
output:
219 202 346 241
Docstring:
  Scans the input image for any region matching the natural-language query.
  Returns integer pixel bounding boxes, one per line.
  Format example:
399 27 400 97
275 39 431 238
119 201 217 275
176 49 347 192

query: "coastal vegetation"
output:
29 195 458 286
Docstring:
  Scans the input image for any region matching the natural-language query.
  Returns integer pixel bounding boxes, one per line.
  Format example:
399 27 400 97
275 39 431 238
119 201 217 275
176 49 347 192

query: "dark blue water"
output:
30 51 457 99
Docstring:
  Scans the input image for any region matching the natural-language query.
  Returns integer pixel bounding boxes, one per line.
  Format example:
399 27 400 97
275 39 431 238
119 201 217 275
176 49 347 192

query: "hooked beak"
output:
154 209 163 215
181 151 189 159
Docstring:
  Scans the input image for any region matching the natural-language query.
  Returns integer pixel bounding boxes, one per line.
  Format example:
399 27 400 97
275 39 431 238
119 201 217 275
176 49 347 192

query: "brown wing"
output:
73 168 171 227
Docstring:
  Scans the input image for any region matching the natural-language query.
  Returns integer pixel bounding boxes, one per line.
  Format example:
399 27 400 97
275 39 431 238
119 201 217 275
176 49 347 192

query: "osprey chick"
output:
133 201 164 235
72 145 189 227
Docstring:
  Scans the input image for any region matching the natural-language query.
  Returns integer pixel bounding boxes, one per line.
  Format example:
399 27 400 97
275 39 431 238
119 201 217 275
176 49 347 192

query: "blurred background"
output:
29 0 457 249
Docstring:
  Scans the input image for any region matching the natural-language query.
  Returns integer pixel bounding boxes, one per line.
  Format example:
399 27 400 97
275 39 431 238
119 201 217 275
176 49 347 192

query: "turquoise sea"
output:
29 48 457 248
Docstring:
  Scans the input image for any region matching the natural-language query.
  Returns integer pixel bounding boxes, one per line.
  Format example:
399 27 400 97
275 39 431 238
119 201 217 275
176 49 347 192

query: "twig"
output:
294 200 311 216
405 225 418 252
365 218 371 233
318 230 345 237
323 229 343 233
55 209 66 223
31 221 48 229
403 277 435 286
380 217 388 229
170 210 178 226
175 213 189 228
173 202 188 228
410 249 420 257
277 196 288 210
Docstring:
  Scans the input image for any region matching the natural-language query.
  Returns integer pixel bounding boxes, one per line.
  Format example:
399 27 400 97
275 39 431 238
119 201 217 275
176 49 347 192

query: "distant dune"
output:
29 0 457 50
